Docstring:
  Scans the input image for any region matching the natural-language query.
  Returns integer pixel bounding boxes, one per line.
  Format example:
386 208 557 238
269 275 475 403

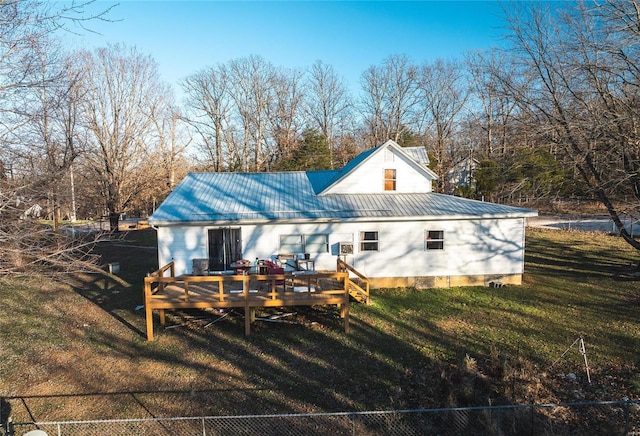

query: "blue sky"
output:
65 1 508 96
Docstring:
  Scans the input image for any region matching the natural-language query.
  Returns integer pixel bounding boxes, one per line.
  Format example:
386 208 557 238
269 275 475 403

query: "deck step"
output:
348 290 367 303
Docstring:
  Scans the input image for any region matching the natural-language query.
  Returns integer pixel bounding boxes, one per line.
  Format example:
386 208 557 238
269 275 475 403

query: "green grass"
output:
0 227 639 423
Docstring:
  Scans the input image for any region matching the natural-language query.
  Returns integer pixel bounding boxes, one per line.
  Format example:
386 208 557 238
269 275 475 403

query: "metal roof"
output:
149 171 537 226
402 146 430 167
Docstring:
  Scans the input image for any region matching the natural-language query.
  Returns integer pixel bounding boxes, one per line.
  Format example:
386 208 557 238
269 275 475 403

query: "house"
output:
22 203 44 219
148 140 537 288
445 156 479 194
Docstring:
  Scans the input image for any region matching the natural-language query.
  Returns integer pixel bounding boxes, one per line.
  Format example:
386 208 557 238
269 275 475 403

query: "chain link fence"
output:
5 400 640 436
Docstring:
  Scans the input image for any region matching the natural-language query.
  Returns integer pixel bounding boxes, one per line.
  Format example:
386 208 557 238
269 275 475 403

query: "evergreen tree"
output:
277 130 331 171
474 159 501 201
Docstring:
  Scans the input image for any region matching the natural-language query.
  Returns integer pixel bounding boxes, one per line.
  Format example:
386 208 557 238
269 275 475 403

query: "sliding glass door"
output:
208 228 242 271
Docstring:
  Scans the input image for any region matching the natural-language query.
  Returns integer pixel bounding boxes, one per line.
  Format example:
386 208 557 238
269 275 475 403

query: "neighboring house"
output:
445 156 479 194
22 203 43 219
149 140 537 288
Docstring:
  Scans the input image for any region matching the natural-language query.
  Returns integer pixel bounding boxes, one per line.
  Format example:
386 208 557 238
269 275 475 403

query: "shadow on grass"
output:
13 227 635 430
54 239 461 416
525 234 626 279
5 310 458 419
69 237 159 338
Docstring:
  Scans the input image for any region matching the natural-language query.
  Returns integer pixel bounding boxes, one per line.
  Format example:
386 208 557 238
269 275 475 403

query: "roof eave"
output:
149 211 538 227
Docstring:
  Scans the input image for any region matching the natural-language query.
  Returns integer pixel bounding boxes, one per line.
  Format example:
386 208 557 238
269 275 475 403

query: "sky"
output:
63 1 508 97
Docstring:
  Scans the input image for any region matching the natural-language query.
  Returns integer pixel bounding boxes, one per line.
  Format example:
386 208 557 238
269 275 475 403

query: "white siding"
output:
325 148 433 194
158 218 526 279
157 226 209 275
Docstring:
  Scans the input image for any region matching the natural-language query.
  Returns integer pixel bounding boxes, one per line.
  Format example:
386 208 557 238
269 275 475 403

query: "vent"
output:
339 242 354 255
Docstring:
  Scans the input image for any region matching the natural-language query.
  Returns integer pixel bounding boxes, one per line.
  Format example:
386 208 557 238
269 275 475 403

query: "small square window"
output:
426 230 444 250
360 231 379 251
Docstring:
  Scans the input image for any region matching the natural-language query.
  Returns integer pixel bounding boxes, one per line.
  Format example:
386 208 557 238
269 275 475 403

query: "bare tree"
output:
79 44 166 231
268 67 306 168
360 54 420 147
184 58 309 172
418 58 469 191
498 1 640 250
0 0 115 279
465 50 519 160
227 55 277 171
17 41 89 230
304 60 353 168
146 101 192 213
182 64 233 171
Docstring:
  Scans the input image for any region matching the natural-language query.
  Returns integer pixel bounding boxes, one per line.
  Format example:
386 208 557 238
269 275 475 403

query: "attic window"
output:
384 169 396 191
384 149 395 162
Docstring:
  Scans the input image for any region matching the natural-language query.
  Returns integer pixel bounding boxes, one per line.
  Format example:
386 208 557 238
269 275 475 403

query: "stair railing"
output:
337 258 371 304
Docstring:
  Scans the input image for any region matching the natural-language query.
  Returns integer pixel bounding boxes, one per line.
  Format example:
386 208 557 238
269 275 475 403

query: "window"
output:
426 230 444 250
360 231 379 251
280 234 303 254
280 233 329 254
384 149 395 162
304 234 329 253
384 169 396 191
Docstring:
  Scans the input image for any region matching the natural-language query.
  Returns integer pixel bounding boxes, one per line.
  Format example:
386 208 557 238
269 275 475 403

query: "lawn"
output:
0 228 639 423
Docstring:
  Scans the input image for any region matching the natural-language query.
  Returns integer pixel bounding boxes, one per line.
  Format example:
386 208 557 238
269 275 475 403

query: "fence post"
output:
530 404 535 436
624 399 630 435
350 412 356 436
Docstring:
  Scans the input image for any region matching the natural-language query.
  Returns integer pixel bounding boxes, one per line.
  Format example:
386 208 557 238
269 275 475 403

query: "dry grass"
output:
1 228 639 425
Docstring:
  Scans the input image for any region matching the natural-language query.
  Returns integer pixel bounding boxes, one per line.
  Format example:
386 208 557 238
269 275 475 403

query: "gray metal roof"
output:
402 146 430 167
149 171 538 226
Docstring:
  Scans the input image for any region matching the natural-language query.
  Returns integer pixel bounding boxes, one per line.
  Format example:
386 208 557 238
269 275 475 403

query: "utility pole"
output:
70 163 77 222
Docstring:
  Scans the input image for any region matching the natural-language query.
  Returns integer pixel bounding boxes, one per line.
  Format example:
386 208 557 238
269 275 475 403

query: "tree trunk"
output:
109 211 120 232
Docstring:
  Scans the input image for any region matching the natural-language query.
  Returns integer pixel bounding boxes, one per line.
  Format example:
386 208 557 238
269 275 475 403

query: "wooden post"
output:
146 305 154 341
342 302 349 333
244 306 251 336
144 277 154 341
183 280 189 301
343 273 350 332
244 275 251 335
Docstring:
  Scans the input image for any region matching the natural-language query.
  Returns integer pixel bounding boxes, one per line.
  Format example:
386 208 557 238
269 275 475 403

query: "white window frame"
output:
360 231 379 252
384 168 397 191
280 234 303 254
425 230 444 250
280 233 329 254
304 234 329 253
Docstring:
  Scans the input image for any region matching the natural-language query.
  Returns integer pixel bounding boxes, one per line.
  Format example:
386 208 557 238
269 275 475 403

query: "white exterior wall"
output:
157 218 526 279
325 148 433 194
156 226 209 275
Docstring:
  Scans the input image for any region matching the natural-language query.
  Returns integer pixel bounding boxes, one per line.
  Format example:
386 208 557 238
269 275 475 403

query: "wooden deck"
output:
144 262 351 340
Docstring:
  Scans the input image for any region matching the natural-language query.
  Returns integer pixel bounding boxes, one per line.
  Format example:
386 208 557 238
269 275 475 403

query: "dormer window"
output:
384 169 396 191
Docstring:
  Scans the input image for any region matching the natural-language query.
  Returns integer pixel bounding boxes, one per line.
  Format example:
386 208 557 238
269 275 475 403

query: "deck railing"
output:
144 264 351 340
